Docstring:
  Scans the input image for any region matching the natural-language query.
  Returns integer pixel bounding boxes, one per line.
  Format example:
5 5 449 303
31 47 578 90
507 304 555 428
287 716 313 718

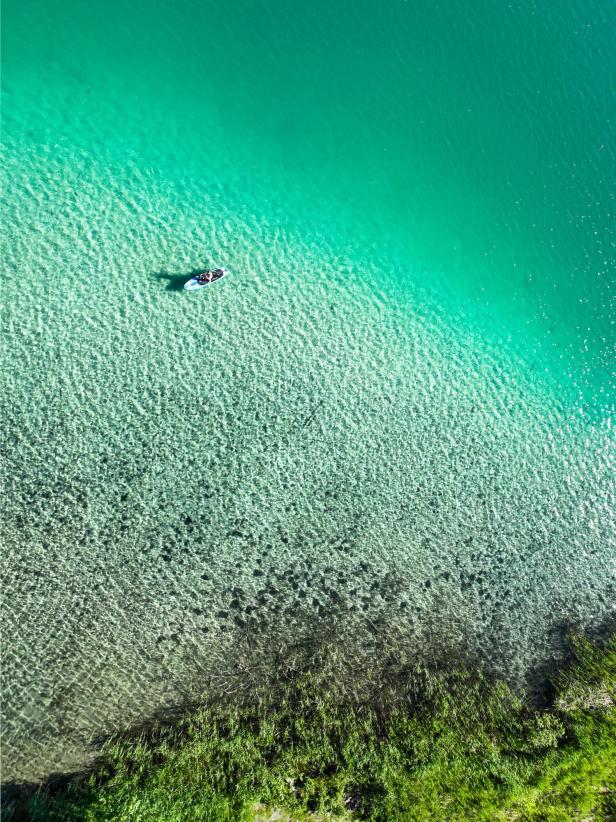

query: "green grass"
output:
17 635 616 821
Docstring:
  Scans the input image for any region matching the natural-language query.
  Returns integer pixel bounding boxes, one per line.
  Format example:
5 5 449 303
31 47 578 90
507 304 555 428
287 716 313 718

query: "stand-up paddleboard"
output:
184 267 228 291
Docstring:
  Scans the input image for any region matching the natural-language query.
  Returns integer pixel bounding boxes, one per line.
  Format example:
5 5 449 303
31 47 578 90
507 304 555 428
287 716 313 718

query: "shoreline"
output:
1 603 608 784
3 634 616 820
3 625 615 820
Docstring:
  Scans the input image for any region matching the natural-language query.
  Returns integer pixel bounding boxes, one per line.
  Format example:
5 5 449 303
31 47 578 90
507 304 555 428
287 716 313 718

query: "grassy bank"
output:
14 635 616 821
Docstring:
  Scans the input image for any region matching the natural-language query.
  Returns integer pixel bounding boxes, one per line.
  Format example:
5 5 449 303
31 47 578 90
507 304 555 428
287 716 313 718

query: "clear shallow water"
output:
1 0 615 780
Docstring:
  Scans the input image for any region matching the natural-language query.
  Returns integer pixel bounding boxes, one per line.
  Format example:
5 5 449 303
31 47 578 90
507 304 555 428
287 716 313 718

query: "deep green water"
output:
1 0 614 780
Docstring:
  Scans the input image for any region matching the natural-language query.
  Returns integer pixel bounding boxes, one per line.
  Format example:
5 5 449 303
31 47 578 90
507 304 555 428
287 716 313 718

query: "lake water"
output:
2 0 614 780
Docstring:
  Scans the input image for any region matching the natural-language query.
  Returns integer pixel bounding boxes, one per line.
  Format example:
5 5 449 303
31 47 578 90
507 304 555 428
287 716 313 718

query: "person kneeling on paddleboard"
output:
184 266 228 291
197 268 225 285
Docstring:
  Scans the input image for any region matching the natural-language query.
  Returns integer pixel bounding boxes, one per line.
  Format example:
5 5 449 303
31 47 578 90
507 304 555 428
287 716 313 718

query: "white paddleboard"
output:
184 268 228 291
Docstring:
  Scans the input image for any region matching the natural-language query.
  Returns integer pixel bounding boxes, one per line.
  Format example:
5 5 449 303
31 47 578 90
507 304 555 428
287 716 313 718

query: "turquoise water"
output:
2 0 614 780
